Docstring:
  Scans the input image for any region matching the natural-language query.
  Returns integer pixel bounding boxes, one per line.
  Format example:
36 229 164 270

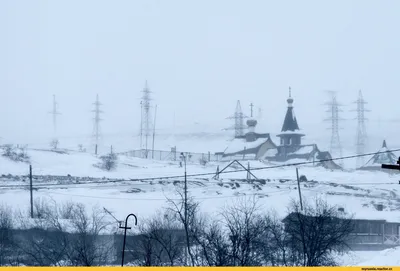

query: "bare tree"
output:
2 144 30 163
15 200 70 266
166 186 201 266
193 219 231 266
258 211 296 266
67 204 113 266
136 210 184 266
219 196 265 266
50 139 59 150
283 198 354 266
0 205 14 266
98 153 118 171
16 201 114 266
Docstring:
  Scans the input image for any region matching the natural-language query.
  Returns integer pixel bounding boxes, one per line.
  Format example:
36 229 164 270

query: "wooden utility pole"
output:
296 168 303 211
29 165 33 218
95 144 98 155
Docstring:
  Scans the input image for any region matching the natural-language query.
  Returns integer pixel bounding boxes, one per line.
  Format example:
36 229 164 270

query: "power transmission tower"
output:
225 100 247 138
92 94 103 147
140 81 152 158
352 90 370 168
49 95 61 138
324 91 344 165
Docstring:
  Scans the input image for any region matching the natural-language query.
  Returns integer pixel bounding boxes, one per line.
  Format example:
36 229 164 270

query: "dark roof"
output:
235 132 270 140
281 96 300 132
361 140 398 168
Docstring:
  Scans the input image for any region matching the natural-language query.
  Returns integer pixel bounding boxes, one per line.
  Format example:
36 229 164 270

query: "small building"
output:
265 89 341 170
220 116 277 161
358 140 398 172
275 89 305 156
282 210 400 251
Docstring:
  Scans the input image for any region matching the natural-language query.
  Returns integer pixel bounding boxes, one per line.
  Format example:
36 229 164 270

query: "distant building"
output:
358 140 398 172
282 210 400 251
220 115 277 161
219 90 341 170
275 89 305 156
265 90 341 170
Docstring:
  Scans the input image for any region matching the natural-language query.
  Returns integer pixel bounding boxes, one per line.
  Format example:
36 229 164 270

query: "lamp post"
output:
119 213 137 267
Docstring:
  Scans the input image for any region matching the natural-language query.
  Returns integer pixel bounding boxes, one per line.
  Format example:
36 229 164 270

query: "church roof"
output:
280 88 301 132
360 140 398 169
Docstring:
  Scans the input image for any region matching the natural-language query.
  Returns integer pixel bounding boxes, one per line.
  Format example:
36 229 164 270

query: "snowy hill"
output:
0 147 399 223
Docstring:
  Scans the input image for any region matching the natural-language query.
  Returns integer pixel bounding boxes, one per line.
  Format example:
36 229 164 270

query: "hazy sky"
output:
1 0 400 146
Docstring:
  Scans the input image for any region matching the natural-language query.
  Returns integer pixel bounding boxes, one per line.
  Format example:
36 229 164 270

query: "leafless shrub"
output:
283 198 354 266
16 200 69 266
136 210 184 266
0 204 14 266
199 157 208 166
67 204 114 266
97 153 118 171
2 144 30 163
219 196 265 266
50 139 59 150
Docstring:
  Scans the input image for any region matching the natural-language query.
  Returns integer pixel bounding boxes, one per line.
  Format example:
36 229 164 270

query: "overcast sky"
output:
1 0 400 147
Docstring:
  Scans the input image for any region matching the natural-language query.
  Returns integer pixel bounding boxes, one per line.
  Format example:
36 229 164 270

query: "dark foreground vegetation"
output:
0 189 354 266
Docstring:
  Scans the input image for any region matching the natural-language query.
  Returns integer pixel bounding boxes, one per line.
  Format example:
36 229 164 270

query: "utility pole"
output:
92 94 104 148
119 213 137 267
296 168 303 211
180 152 193 266
30 165 33 218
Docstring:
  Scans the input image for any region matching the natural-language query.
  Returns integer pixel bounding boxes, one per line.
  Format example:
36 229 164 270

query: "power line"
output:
1 149 399 192
2 148 400 189
39 188 292 201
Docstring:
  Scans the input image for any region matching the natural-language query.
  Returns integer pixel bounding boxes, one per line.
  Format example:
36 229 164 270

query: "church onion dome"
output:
246 119 257 128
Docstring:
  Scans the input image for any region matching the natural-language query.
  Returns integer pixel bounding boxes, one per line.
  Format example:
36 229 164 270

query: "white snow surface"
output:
1 148 399 223
340 248 400 266
357 247 400 266
1 147 400 266
363 146 397 168
223 137 270 154
293 145 315 155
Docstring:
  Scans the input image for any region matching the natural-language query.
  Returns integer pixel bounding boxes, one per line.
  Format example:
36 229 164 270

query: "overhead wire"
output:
39 188 292 201
0 149 398 191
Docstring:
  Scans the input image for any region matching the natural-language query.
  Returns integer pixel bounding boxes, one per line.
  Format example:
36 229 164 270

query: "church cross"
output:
250 103 254 118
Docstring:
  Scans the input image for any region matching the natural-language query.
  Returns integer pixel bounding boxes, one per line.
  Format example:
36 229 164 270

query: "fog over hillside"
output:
1 0 400 267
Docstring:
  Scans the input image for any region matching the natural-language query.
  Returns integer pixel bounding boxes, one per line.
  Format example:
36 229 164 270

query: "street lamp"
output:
119 213 137 267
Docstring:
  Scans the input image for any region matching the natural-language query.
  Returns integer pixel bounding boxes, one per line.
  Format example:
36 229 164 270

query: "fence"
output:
118 148 222 163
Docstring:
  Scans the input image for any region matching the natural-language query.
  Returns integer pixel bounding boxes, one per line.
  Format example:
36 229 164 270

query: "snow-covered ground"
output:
1 142 400 266
340 248 400 266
